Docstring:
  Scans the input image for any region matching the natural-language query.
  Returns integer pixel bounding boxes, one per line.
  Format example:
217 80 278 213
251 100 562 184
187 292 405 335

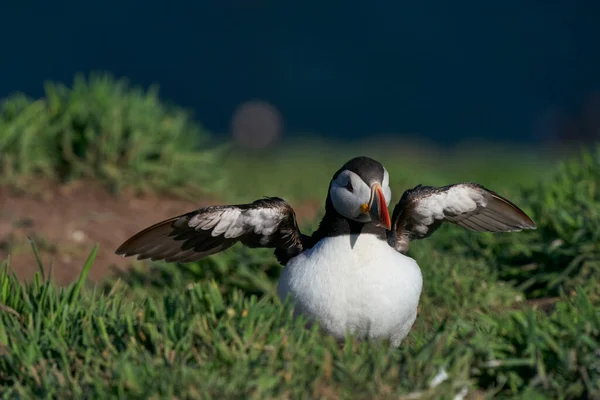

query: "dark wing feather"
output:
388 183 536 253
115 197 306 265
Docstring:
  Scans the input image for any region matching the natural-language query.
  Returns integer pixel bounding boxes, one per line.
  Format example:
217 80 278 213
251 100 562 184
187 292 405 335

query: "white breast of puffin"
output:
277 233 423 346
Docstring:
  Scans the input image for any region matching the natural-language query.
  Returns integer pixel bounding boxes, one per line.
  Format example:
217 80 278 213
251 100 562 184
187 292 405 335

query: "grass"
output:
0 145 599 398
219 137 564 203
0 73 226 197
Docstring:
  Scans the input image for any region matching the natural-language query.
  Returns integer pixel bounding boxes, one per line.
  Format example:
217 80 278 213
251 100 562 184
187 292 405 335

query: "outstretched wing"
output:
115 197 306 265
388 183 536 253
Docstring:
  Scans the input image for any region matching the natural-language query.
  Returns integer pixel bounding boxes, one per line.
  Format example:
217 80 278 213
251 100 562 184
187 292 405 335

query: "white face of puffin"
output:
329 168 392 229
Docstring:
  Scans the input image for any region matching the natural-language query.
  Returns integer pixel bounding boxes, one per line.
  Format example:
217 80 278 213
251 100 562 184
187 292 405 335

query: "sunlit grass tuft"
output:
0 73 226 197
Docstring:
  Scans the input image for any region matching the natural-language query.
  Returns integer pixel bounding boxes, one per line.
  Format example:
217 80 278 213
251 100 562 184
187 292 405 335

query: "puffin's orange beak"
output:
368 183 391 230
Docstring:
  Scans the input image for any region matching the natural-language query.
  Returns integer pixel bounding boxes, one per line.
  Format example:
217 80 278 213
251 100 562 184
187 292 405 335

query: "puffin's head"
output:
328 156 392 229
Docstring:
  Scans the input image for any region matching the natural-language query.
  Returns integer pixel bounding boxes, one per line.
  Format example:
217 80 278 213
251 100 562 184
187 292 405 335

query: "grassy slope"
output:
0 142 599 399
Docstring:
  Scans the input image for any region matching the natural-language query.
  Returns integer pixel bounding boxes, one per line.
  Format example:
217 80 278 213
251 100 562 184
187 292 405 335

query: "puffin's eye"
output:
345 182 353 192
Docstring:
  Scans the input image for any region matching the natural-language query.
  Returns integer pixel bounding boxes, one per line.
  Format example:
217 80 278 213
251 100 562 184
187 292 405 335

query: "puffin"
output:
115 156 536 347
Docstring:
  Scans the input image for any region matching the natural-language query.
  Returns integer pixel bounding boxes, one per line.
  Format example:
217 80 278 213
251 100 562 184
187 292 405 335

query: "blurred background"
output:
0 1 599 284
2 1 599 148
2 5 600 396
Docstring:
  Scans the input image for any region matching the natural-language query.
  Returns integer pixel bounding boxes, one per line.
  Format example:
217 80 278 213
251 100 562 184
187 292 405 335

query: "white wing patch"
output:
245 208 282 236
190 209 228 230
389 182 536 254
187 206 283 239
115 196 304 265
413 185 487 233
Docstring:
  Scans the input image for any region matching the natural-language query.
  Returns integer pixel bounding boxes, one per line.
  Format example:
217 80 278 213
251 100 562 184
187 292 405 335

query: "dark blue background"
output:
1 1 599 144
